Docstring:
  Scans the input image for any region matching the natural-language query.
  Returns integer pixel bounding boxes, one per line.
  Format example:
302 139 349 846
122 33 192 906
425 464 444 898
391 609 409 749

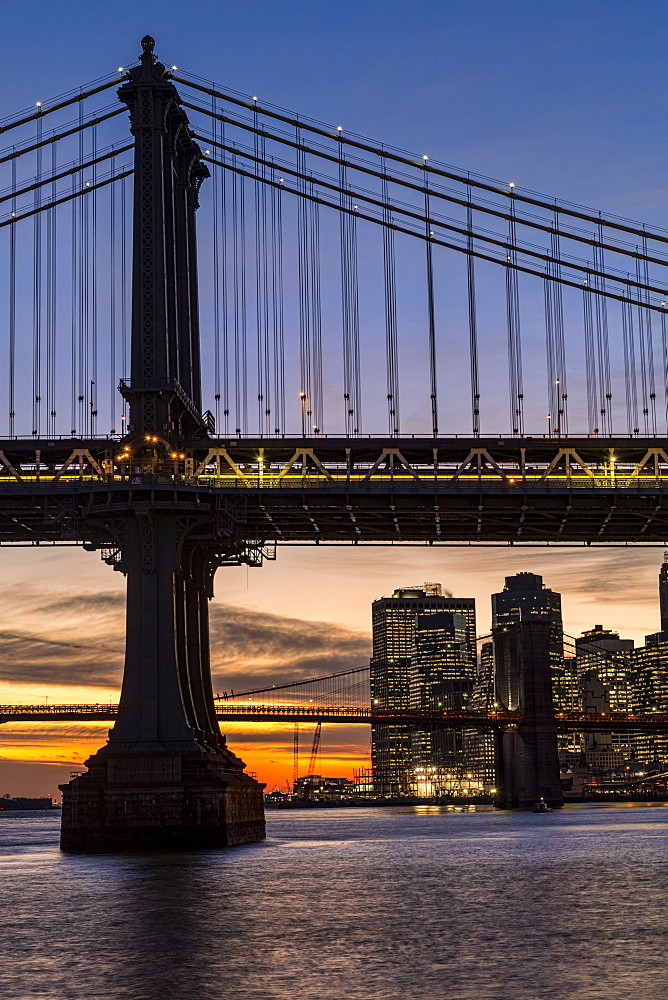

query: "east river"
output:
1 804 667 999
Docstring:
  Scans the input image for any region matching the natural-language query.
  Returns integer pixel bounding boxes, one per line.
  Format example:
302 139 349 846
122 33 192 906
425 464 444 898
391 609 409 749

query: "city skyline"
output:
4 545 668 797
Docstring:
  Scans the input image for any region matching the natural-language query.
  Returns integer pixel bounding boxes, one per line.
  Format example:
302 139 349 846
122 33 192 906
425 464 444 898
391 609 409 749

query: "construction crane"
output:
306 722 322 794
292 723 299 794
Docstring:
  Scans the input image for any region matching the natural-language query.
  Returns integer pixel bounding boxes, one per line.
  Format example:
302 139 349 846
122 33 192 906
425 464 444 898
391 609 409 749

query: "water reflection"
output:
1 805 667 1000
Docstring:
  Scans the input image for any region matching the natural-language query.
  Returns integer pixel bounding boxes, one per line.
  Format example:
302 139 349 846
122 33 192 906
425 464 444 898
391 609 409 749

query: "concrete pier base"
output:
59 748 265 852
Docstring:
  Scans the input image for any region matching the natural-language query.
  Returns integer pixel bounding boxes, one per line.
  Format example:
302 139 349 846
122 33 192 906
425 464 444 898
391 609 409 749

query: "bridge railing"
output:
2 471 668 491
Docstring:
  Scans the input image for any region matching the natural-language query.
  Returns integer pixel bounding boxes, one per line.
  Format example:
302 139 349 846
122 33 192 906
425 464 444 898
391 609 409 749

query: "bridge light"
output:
252 96 258 102
118 67 124 72
279 177 284 183
337 126 343 132
171 65 178 71
508 181 515 188
35 102 42 108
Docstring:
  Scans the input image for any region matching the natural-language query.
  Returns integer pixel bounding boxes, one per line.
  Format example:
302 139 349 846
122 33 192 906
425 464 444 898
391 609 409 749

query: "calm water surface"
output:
1 804 667 1000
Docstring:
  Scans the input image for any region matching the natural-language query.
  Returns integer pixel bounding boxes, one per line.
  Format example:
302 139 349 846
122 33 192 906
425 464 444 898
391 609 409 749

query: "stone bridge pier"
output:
59 506 266 851
492 620 564 809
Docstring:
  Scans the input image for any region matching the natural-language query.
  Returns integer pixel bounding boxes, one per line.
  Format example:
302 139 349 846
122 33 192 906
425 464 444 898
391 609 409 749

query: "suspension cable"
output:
0 108 125 168
204 155 668 313
0 77 123 138
175 77 668 244
194 130 667 297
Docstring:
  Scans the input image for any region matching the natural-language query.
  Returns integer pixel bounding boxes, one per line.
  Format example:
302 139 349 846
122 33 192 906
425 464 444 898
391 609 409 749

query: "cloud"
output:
209 602 370 692
0 630 123 688
0 590 370 695
36 592 125 615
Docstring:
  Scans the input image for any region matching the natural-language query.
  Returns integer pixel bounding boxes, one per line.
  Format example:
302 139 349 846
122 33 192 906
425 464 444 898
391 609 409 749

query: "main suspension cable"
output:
175 76 668 245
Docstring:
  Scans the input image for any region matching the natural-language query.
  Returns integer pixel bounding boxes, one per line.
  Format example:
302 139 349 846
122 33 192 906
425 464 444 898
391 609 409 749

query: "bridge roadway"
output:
2 703 667 732
2 435 668 546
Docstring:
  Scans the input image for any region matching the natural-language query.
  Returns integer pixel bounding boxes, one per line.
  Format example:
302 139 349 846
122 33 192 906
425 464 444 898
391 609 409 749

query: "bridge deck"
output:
1 437 668 545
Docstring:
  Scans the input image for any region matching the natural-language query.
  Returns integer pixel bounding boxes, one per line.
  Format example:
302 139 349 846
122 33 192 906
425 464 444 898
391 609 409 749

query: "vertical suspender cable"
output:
32 111 42 436
221 123 230 436
253 107 265 433
382 163 399 435
261 135 272 435
635 251 651 435
593 222 612 434
544 267 556 433
505 200 523 435
309 191 323 434
270 170 285 434
582 274 598 433
424 170 438 436
621 283 639 434
339 142 352 435
641 235 657 434
232 160 248 434
110 159 116 433
70 166 77 435
466 189 480 436
296 125 311 434
78 97 86 435
8 152 16 437
661 303 668 434
121 173 128 429
551 217 568 435
212 95 221 430
46 138 57 436
90 122 98 436
338 138 361 435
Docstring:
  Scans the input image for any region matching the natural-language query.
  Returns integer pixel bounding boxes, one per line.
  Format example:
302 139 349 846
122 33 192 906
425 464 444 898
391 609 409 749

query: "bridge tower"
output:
492 620 564 809
59 37 265 851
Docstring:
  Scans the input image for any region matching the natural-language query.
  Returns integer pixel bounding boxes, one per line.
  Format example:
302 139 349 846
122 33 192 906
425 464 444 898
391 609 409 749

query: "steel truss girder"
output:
0 437 668 545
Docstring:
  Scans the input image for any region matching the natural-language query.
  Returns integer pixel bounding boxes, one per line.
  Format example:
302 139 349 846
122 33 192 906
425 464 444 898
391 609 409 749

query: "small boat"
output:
532 798 552 813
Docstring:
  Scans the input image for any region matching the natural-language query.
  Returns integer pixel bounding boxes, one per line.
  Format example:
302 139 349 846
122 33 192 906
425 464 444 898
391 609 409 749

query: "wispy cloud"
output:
210 603 370 691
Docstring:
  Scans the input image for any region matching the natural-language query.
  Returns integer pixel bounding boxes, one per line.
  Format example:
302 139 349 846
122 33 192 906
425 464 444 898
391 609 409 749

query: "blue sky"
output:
4 0 666 222
2 1 667 795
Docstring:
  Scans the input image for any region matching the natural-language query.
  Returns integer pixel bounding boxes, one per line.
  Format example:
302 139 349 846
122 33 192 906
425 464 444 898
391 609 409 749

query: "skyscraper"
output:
575 625 635 764
659 552 668 635
409 611 474 786
370 584 476 794
491 572 573 712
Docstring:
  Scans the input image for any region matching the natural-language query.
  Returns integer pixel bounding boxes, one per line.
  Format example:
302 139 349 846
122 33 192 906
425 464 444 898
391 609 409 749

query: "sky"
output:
1 0 668 797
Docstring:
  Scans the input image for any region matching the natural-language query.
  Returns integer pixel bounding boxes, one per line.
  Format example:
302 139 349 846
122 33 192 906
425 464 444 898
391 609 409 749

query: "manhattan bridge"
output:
1 36 668 849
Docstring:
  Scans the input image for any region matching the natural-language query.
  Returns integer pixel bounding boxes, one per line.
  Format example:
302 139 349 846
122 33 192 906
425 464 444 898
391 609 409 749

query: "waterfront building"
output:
408 611 475 789
659 552 668 634
467 639 496 789
629 632 668 761
370 584 476 795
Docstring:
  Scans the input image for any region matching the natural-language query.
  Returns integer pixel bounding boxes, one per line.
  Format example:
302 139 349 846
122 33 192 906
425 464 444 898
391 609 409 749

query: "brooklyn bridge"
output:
1 36 668 849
